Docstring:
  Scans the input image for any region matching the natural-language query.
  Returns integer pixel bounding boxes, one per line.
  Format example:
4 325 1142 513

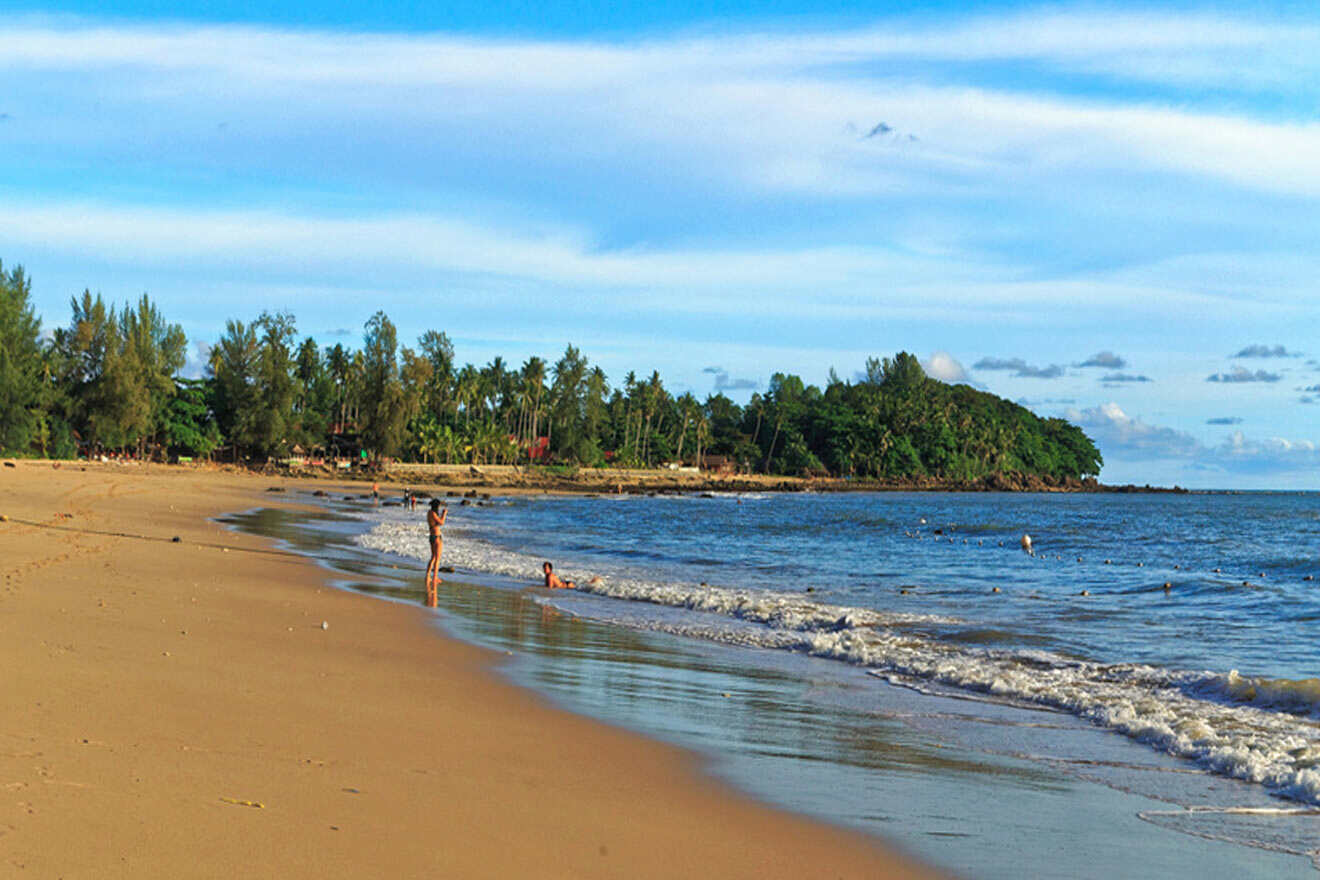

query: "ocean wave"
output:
353 510 1320 806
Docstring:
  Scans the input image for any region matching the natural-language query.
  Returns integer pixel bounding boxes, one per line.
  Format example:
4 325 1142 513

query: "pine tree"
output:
0 261 43 454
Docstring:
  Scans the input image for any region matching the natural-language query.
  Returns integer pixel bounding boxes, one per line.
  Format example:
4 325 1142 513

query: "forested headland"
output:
0 260 1103 482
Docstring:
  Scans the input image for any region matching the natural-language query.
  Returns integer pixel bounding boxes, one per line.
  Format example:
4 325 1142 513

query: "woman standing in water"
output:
425 499 447 607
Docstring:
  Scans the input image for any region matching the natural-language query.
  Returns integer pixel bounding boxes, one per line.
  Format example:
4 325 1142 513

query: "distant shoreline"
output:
374 462 1191 495
4 457 1190 494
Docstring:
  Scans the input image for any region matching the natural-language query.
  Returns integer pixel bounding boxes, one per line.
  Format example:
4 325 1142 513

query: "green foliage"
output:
0 261 43 453
208 319 260 455
162 378 221 458
49 289 185 454
249 312 298 456
1 255 1103 481
360 311 408 459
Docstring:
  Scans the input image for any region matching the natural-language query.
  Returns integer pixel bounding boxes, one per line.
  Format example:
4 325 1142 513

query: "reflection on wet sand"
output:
220 504 1316 880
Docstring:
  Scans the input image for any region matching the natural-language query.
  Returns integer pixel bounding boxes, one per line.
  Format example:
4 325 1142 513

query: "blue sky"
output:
1 1 1318 488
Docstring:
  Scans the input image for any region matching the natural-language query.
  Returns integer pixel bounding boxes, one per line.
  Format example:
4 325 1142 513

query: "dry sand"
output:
0 462 942 878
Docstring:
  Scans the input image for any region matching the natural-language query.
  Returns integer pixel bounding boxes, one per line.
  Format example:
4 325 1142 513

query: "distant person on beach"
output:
542 561 575 590
426 499 448 605
371 481 380 501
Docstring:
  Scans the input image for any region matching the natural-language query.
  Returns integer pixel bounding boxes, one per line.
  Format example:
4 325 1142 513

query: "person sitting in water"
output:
542 561 575 590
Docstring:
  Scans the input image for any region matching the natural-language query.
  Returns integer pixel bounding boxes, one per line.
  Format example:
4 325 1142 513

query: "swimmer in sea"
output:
542 561 575 590
426 499 448 606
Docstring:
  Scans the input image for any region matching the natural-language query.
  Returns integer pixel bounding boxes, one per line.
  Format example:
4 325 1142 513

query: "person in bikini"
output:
426 499 448 606
542 561 576 590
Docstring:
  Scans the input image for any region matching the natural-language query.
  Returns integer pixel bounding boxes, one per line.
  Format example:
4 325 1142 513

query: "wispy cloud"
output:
0 200 936 292
1207 367 1281 383
1206 416 1243 425
1070 403 1320 475
974 356 1064 379
1233 344 1300 358
2 14 1320 203
1078 351 1126 369
1215 430 1320 473
702 366 758 393
1100 372 1150 384
1068 402 1199 460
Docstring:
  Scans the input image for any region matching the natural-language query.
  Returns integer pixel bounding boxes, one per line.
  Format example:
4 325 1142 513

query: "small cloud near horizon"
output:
1101 373 1150 384
1233 344 1299 358
922 351 971 384
1068 402 1198 460
1206 416 1243 425
1078 351 1126 369
183 340 213 380
1071 403 1320 475
1207 366 1280 383
703 366 757 393
974 356 1064 379
324 327 352 337
848 120 918 143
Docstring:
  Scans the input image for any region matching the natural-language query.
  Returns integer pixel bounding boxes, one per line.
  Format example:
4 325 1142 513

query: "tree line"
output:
0 260 1103 480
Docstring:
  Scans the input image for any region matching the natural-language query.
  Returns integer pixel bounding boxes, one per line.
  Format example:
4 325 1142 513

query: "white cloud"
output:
1215 431 1320 472
8 196 1310 337
1068 402 1320 475
1068 402 1200 461
0 199 926 291
921 351 970 383
1 14 1319 202
4 11 1315 89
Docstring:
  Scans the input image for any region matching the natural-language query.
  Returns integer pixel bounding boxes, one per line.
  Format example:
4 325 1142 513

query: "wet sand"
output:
0 462 940 878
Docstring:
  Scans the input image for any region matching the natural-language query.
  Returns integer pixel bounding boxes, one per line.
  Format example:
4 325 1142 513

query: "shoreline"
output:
242 481 1320 879
0 461 941 878
343 462 1185 494
14 457 1189 495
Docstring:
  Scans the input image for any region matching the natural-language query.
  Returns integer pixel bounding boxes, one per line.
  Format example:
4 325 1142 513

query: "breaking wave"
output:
356 510 1320 806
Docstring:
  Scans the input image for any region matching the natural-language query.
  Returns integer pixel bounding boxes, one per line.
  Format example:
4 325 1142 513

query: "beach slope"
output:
0 463 940 878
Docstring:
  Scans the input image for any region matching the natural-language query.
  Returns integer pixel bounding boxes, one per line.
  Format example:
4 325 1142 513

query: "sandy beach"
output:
0 462 939 878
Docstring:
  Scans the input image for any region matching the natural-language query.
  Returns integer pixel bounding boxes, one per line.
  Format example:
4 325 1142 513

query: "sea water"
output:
227 490 1320 877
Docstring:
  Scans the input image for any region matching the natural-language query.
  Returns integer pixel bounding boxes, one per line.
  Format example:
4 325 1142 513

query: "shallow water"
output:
223 490 1320 878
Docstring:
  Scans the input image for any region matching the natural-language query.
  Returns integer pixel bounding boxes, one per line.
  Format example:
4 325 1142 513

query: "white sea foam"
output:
354 509 1320 806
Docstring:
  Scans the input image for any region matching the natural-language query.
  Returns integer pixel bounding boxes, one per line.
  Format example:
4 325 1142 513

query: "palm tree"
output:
521 356 546 459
